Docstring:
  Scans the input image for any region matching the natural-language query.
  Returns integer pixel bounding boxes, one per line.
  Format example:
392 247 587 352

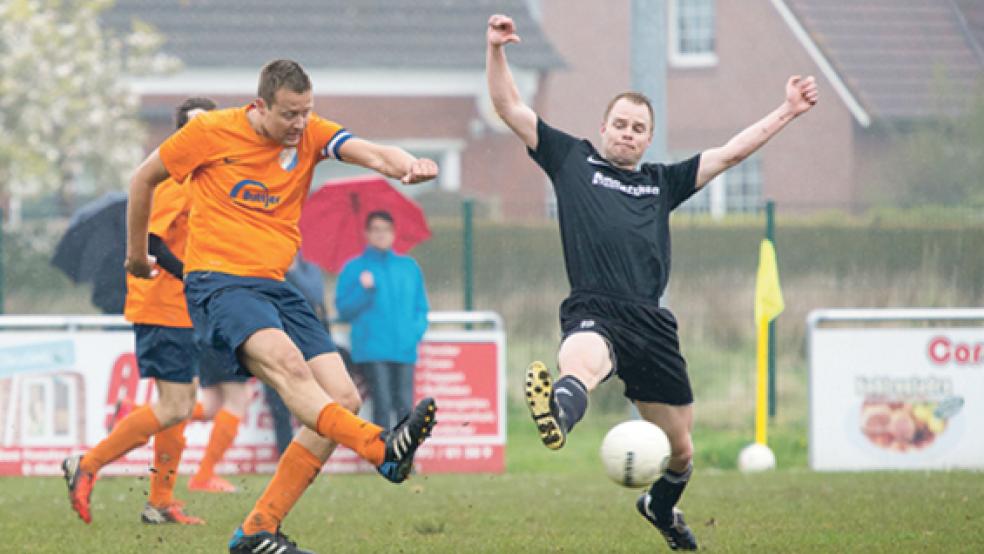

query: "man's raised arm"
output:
696 76 819 189
486 14 538 149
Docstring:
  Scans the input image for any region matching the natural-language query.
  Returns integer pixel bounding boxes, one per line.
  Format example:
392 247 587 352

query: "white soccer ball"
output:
600 420 671 488
737 443 776 472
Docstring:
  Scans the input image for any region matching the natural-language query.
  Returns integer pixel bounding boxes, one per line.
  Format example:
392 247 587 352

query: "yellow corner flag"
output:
754 239 784 446
754 239 785 326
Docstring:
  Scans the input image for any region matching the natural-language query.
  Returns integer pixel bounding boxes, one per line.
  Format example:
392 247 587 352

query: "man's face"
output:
599 98 654 169
366 218 395 250
256 87 313 146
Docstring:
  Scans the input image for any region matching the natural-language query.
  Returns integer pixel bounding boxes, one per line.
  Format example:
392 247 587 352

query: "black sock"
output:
647 464 693 523
552 375 588 433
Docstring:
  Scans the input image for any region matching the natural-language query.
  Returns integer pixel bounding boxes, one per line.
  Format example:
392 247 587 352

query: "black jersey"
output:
528 118 701 303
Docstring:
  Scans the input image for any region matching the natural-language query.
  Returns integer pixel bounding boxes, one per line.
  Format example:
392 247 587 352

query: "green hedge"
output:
5 214 981 314
411 217 984 305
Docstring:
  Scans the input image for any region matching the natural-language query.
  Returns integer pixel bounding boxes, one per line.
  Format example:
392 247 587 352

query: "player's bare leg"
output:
525 331 611 449
634 401 697 551
63 380 198 524
189 382 250 493
232 354 355 552
229 337 435 553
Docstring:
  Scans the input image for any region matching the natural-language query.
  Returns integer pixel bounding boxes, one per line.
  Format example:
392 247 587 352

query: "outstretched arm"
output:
696 76 818 189
486 14 538 149
337 138 439 185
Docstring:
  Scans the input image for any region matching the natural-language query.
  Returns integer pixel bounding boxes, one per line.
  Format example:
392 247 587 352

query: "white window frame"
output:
388 139 464 194
544 180 558 220
723 153 764 214
668 0 718 68
676 154 763 218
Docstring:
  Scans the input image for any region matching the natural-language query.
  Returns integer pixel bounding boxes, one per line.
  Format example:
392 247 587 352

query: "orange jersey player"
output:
63 97 217 527
124 59 440 554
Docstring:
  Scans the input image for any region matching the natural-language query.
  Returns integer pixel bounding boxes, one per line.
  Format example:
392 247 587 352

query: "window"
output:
677 181 711 214
677 154 762 217
669 0 717 67
544 182 558 220
724 154 763 214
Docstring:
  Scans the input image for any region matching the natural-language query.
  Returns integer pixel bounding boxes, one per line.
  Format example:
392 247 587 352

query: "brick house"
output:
108 0 983 219
536 0 984 216
105 0 563 219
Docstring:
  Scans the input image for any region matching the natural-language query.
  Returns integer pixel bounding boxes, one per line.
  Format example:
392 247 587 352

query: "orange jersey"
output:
124 177 193 327
158 105 349 280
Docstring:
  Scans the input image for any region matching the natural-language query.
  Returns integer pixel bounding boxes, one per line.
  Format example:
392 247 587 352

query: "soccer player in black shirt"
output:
486 13 818 551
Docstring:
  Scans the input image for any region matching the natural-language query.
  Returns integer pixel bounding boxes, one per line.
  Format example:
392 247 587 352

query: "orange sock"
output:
149 420 187 506
315 403 385 465
191 402 207 421
81 405 162 474
241 441 323 535
194 409 240 482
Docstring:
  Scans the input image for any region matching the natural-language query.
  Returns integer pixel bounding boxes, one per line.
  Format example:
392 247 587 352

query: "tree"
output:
0 0 179 215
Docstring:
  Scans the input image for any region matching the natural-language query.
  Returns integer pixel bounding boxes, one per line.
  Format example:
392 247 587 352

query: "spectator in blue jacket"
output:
335 210 429 428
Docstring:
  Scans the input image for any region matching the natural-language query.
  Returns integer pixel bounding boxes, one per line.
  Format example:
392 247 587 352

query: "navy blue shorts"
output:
133 324 200 383
198 346 250 387
184 271 336 380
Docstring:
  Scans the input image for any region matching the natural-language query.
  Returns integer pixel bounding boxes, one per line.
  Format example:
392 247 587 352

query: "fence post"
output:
462 199 474 312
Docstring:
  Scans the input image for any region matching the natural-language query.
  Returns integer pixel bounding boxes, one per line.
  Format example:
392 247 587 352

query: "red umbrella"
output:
299 175 431 273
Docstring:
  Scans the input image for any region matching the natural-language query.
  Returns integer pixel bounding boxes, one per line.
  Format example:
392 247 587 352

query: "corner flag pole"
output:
754 201 783 445
766 201 777 419
755 318 769 445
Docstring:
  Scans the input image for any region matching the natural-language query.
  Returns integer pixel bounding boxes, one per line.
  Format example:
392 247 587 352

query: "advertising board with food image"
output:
811 327 983 471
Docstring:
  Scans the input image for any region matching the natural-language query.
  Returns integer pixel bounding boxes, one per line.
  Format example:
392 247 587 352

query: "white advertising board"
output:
809 309 984 471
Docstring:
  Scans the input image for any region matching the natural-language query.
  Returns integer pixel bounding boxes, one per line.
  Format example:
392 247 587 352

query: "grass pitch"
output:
3 414 982 553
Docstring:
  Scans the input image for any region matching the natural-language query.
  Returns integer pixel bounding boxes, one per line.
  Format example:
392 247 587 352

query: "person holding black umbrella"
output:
62 97 217 526
51 190 128 314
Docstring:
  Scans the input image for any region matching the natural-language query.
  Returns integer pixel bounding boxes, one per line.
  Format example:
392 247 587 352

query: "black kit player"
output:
486 13 817 551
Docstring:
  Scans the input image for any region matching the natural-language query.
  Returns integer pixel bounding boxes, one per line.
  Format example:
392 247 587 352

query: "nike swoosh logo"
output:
587 155 609 166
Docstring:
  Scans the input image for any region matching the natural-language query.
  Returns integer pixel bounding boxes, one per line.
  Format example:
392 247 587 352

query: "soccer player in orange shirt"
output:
62 97 217 526
124 60 439 553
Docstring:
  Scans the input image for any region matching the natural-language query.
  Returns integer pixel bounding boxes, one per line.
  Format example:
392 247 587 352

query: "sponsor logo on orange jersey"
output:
229 179 281 212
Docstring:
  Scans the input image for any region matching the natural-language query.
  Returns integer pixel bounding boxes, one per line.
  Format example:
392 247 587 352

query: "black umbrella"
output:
51 191 128 314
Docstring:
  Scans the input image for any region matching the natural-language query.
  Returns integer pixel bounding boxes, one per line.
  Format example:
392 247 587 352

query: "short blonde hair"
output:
603 92 654 132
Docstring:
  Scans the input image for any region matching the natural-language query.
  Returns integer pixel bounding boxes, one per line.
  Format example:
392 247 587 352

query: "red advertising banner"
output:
0 315 505 476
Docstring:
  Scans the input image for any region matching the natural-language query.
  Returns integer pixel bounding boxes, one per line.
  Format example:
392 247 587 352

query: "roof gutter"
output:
770 0 872 128
127 68 540 99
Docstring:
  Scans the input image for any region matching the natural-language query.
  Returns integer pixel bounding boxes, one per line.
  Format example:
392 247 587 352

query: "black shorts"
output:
559 291 693 405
